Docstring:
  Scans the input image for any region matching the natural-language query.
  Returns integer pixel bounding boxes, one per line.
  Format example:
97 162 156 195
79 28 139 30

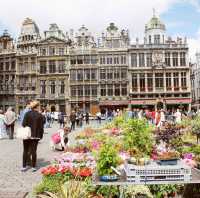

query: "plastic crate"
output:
124 160 191 183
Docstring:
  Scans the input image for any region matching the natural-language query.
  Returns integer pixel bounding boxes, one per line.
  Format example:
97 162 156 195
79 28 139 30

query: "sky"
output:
0 0 200 62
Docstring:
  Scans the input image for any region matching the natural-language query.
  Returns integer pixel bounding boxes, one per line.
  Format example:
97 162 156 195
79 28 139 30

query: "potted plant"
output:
97 141 121 181
157 151 180 165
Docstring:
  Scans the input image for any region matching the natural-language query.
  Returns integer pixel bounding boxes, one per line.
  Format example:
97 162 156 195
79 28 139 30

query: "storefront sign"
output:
130 100 156 105
166 98 192 104
99 100 129 106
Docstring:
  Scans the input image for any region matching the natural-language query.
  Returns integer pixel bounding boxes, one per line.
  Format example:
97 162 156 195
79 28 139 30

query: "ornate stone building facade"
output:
129 14 191 110
37 23 70 113
15 18 40 113
0 14 192 114
0 30 16 111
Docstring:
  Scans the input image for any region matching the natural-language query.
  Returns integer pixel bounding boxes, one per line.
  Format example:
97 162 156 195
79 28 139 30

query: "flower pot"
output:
99 175 118 182
157 158 178 165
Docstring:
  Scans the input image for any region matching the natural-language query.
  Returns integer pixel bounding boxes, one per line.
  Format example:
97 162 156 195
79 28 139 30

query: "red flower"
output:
72 167 92 177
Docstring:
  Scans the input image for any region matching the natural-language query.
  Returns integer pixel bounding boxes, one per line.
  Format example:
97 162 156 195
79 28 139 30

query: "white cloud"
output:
1 0 199 62
187 0 200 12
188 28 200 63
0 0 179 38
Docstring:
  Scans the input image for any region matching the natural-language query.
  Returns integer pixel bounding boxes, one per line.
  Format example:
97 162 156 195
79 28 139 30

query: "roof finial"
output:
153 8 156 17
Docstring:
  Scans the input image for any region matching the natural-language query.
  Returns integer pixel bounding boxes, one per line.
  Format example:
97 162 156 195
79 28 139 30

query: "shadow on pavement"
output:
37 158 50 168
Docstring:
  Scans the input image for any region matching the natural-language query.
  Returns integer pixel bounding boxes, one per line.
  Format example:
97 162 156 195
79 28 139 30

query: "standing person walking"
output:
19 100 32 125
21 101 45 172
79 112 83 127
5 107 16 139
96 111 101 124
85 112 89 125
174 109 182 123
0 110 7 139
70 110 76 131
58 112 65 128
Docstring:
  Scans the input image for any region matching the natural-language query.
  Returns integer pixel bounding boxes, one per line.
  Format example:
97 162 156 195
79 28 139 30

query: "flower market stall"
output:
35 116 200 198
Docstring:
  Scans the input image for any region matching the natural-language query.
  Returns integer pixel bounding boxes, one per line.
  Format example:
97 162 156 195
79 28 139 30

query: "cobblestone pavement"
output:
0 120 103 197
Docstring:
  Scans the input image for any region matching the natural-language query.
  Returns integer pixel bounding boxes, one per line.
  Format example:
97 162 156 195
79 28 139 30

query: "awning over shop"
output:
99 100 129 106
130 98 192 105
130 100 155 105
166 98 192 104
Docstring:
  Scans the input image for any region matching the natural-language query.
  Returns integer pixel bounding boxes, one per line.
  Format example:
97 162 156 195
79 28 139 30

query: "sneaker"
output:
32 167 37 172
21 167 28 172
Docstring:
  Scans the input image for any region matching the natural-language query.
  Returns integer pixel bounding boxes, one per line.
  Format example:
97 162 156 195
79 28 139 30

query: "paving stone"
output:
0 120 102 196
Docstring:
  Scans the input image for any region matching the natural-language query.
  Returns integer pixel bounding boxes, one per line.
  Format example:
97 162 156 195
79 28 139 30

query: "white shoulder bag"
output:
16 126 31 139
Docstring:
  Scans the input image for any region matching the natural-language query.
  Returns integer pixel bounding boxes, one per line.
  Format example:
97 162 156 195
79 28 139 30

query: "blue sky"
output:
0 0 200 61
162 1 200 38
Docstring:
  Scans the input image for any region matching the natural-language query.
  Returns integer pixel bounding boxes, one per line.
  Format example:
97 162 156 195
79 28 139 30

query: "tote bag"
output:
16 126 31 139
51 132 61 144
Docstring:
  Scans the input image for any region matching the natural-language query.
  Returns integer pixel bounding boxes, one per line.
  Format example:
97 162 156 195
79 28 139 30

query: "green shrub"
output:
123 119 154 157
34 175 62 195
97 141 121 176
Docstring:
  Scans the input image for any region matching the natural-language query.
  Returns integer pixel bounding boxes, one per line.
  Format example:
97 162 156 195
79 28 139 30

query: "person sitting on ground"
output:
50 126 71 151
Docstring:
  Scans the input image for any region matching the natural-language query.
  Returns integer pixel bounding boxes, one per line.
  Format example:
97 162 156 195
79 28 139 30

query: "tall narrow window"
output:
91 85 97 96
100 85 106 96
58 60 65 73
58 48 64 55
70 70 76 81
139 53 145 67
166 73 172 91
49 60 56 73
155 73 164 91
71 86 76 97
121 84 127 96
85 85 90 96
77 56 83 64
173 52 178 66
147 73 153 91
139 74 145 92
60 81 65 94
91 55 98 64
107 84 113 96
114 84 120 96
180 52 186 66
84 55 90 64
132 74 138 92
149 35 151 44
131 53 137 67
154 35 160 44
40 61 47 74
70 57 76 65
107 70 113 80
100 69 106 80
91 69 97 80
114 68 120 79
181 72 187 90
84 69 90 80
49 47 55 55
78 86 83 96
173 72 179 91
50 81 55 94
114 56 119 64
77 70 83 81
121 55 126 64
146 53 152 67
100 56 105 64
121 69 127 79
40 80 46 94
165 52 171 67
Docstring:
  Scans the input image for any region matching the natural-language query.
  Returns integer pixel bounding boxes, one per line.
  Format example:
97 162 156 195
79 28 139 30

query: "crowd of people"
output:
122 107 197 128
1 102 199 173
